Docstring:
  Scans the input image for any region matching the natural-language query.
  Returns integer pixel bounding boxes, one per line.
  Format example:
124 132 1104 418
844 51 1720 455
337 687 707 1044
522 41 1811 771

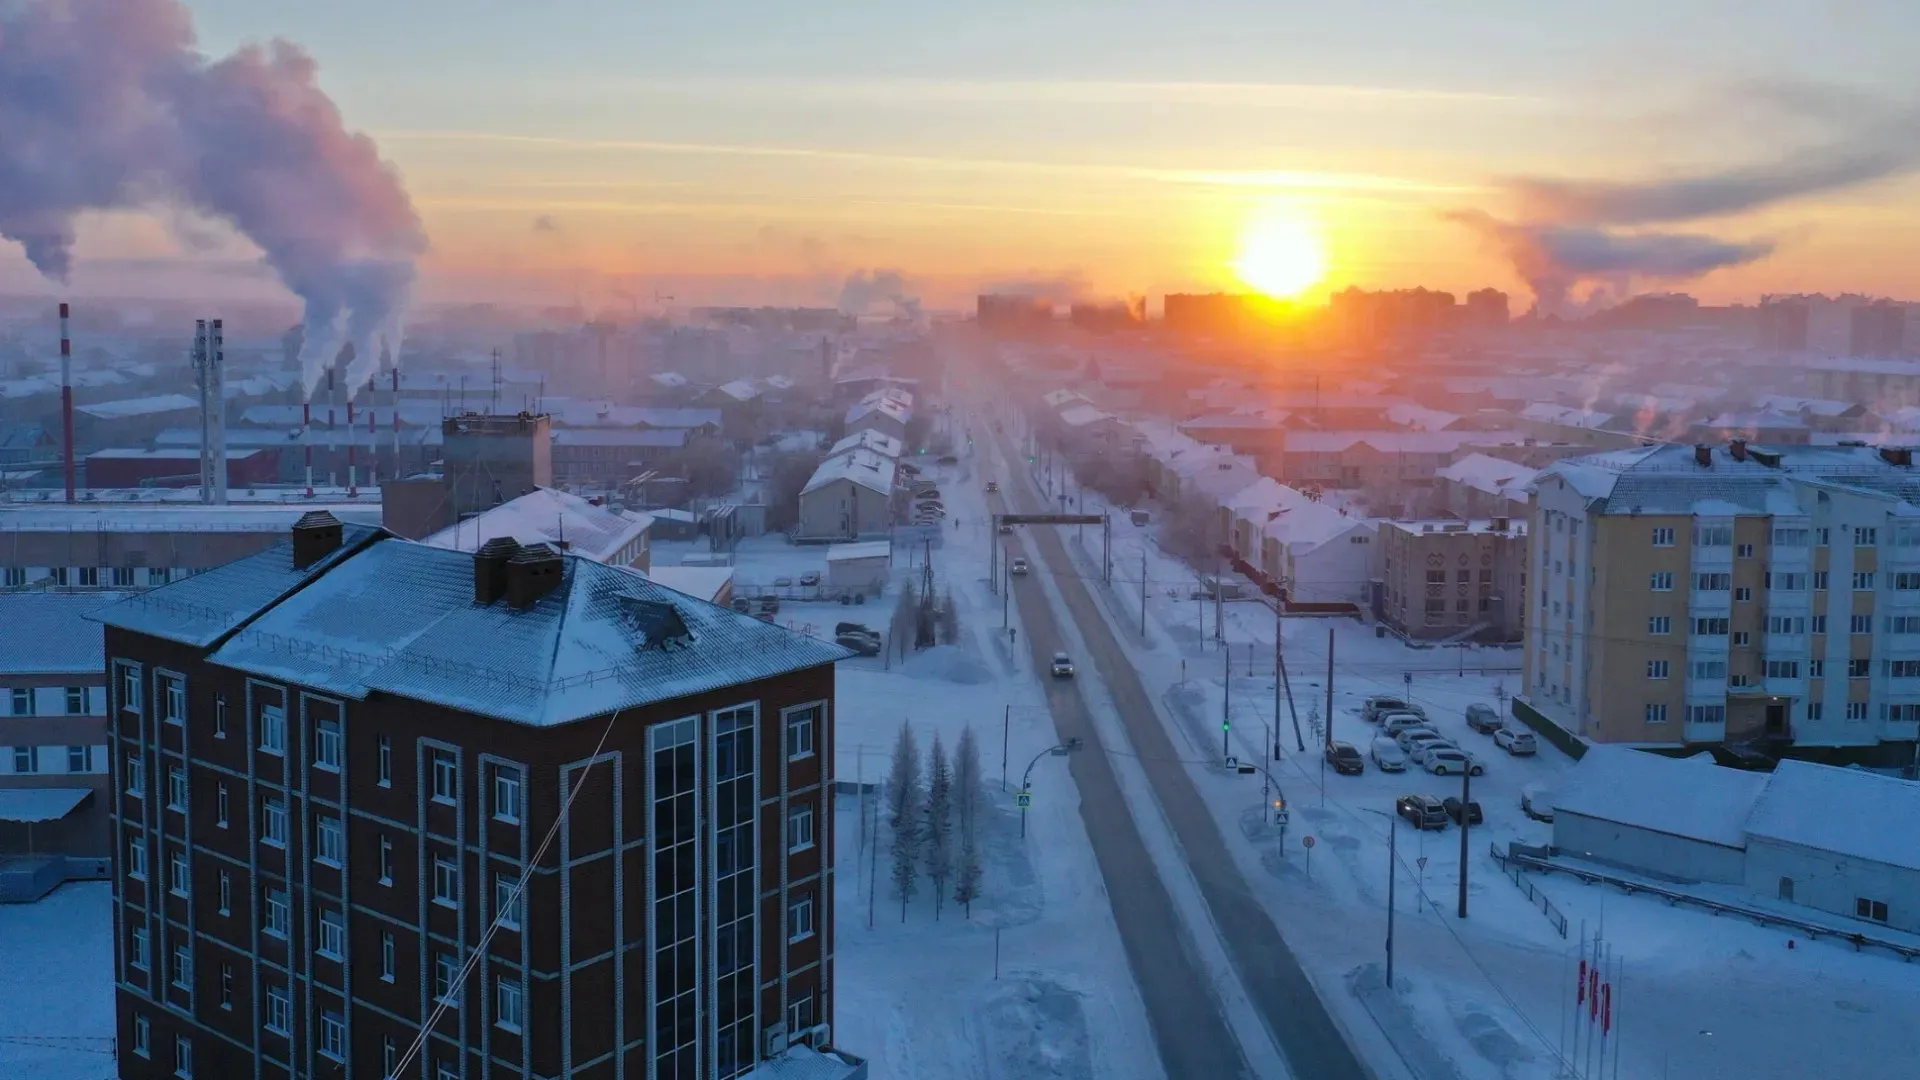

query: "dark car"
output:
834 621 873 637
1324 741 1365 775
1465 703 1504 734
1443 797 1485 826
1364 696 1426 724
835 632 881 657
1395 794 1449 831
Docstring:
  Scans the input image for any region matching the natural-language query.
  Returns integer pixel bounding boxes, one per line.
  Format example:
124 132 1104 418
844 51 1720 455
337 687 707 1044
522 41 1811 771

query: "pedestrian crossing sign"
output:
1016 790 1032 809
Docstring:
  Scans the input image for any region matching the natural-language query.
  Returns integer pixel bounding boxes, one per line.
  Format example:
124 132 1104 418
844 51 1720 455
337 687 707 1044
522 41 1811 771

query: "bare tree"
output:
765 450 825 531
924 734 953 919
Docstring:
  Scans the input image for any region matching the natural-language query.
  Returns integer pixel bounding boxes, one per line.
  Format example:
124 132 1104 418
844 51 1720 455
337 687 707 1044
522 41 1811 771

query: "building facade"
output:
1379 519 1526 641
98 514 854 1080
1526 441 1920 759
0 503 384 589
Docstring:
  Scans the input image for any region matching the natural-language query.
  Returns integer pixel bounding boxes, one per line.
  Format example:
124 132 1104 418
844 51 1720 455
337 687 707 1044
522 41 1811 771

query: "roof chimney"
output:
1880 446 1914 468
1694 443 1712 467
473 536 520 605
506 542 565 609
291 510 344 570
1729 438 1748 462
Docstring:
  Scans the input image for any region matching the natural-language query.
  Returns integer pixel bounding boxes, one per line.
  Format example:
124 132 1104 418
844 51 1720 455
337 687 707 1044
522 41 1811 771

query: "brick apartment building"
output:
96 512 860 1080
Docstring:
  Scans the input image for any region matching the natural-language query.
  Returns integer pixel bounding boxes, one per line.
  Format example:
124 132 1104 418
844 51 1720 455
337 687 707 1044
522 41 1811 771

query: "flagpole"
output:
1558 926 1574 1078
1610 952 1623 1080
1571 921 1586 1077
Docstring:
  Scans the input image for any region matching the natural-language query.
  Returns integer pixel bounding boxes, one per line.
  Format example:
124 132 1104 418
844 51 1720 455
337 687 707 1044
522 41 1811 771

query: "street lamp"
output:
1362 807 1399 989
1018 737 1084 837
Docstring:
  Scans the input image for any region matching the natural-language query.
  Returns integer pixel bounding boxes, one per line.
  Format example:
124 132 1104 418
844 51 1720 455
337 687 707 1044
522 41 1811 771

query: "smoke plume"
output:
0 0 425 398
979 272 1089 303
838 268 921 320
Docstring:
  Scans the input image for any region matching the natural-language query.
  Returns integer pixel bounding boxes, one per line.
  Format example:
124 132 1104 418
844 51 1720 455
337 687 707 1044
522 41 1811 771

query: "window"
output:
1809 660 1825 678
170 943 191 988
378 834 393 885
262 797 287 846
65 686 84 714
1686 704 1725 725
1644 703 1668 724
1736 543 1755 558
492 767 521 823
215 784 228 828
438 1061 459 1080
1774 527 1810 546
317 907 345 959
1456 569 1471 584
169 849 189 896
1734 586 1753 602
213 696 226 738
1814 571 1830 590
1646 660 1670 679
264 887 289 937
1650 571 1674 591
319 1009 346 1062
377 734 392 786
1648 616 1671 635
111 566 135 587
132 1014 150 1057
120 665 141 712
173 1034 192 1079
787 705 818 760
0 567 19 586
1896 573 1920 591
1856 897 1889 923
10 687 31 716
315 816 343 865
431 751 457 803
166 766 187 810
259 704 285 754
1852 614 1873 633
1426 569 1447 584
1812 615 1828 633
1729 674 1751 688
313 718 341 770
1691 660 1727 680
1732 631 1751 646
8 746 30 774
218 871 230 915
126 835 147 880
433 951 458 1003
380 930 396 981
161 676 184 726
1693 617 1729 636
1886 704 1920 722
76 566 98 587
1856 527 1879 546
494 874 523 930
265 985 290 1034
1651 526 1675 546
1854 571 1876 591
433 855 458 906
1887 660 1920 679
147 567 169 586
1849 658 1872 679
1693 524 1731 546
789 990 816 1035
496 977 523 1032
788 801 816 852
1693 572 1730 591
1767 615 1806 635
130 925 151 969
788 891 815 942
1892 616 1920 634
219 964 232 1009
1847 701 1870 721
1766 572 1806 591
1766 660 1801 679
66 745 91 773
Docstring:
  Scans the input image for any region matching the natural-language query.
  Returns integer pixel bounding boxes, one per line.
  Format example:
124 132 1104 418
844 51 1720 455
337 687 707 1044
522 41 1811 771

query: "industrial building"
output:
0 501 383 588
96 513 858 1080
421 486 653 570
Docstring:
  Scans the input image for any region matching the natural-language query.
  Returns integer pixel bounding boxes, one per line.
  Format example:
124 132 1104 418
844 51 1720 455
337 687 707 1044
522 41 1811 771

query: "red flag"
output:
1577 958 1587 1003
1602 983 1612 1035
1589 970 1599 1020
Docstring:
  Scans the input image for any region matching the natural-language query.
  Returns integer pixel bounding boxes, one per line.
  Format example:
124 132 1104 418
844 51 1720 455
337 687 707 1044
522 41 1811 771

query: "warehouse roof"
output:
0 591 135 674
422 488 652 564
1744 760 1920 872
1553 746 1768 849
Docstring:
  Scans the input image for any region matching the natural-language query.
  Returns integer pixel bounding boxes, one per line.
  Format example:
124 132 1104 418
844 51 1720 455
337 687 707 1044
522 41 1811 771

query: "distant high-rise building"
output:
1849 300 1908 357
1068 297 1146 333
1328 287 1457 340
976 294 1055 333
1161 292 1272 337
1758 298 1812 352
1464 288 1510 328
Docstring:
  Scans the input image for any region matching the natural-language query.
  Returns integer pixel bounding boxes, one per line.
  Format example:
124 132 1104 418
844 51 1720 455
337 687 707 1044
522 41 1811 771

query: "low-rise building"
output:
1434 453 1538 520
797 450 896 542
422 487 653 570
0 503 383 588
1378 519 1527 641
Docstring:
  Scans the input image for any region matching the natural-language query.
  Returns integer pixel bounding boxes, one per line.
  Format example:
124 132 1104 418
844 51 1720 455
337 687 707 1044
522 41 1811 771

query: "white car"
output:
1494 728 1538 756
1409 739 1460 767
1422 748 1485 776
1370 738 1409 772
1394 725 1442 751
1382 713 1431 738
1010 557 1030 575
1050 652 1075 677
1402 732 1453 759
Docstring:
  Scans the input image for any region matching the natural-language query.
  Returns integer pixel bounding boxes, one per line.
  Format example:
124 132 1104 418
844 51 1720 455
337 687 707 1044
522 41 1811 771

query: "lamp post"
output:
1019 738 1084 838
1363 807 1398 989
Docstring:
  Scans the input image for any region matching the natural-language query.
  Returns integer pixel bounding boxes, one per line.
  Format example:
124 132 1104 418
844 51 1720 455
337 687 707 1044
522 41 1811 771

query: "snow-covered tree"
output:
887 721 924 920
885 720 921 832
953 724 981 839
953 830 982 918
924 734 953 919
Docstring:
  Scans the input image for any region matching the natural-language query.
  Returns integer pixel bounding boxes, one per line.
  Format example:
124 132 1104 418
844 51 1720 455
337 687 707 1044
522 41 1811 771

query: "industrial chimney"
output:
59 303 73 503
192 319 229 505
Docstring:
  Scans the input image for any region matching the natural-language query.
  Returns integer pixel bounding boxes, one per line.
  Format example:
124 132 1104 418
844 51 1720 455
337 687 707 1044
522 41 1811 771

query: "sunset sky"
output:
16 1 1920 310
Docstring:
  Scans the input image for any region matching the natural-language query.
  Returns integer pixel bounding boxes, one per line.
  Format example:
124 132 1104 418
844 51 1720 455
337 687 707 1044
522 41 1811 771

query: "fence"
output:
1489 842 1568 937
1509 696 1588 760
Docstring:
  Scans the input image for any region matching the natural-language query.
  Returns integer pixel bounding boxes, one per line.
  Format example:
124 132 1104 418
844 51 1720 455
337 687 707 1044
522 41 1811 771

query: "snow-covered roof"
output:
1520 402 1616 429
1224 476 1295 515
87 447 271 461
803 448 896 497
1180 413 1288 432
103 533 849 728
1533 442 1920 514
239 402 448 429
1283 430 1488 455
845 397 910 428
1754 395 1859 418
1042 388 1089 409
75 393 200 419
1435 453 1540 498
650 371 689 388
0 424 53 450
0 504 383 532
1058 404 1114 428
1261 498 1369 552
743 1044 867 1080
422 488 652 564
715 379 761 402
551 428 688 448
1703 411 1808 431
827 540 892 562
828 430 903 461
643 565 734 603
545 401 721 430
1385 402 1464 431
1552 746 1767 849
0 591 135 674
0 376 58 399
0 787 92 824
1744 760 1920 871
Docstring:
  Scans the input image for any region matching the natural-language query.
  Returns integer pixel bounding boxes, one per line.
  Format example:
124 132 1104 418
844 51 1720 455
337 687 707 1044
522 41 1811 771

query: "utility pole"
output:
1458 763 1472 918
1325 625 1336 751
1386 814 1397 989
1272 608 1282 762
1001 705 1010 792
1222 634 1231 760
1140 548 1148 638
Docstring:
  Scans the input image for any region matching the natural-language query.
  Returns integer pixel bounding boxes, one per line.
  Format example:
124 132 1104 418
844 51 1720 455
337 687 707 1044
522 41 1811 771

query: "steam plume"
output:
838 268 921 320
0 0 425 398
1448 210 1773 313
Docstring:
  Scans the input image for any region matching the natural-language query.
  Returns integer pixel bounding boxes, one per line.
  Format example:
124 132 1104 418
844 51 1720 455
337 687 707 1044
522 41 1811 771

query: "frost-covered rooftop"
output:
1745 760 1920 871
1535 442 1920 514
0 591 135 674
804 448 895 496
75 393 199 419
422 487 652 564
1553 746 1767 848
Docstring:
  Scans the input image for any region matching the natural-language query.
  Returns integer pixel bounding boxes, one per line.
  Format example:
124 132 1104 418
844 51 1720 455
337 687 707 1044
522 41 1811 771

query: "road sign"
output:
1015 790 1032 809
1273 808 1290 826
1416 856 1428 871
1302 835 1316 849
1224 755 1238 769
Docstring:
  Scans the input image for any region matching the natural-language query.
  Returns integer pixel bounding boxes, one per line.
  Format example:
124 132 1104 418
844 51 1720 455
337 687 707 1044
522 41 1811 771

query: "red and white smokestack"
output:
60 302 74 503
303 399 314 497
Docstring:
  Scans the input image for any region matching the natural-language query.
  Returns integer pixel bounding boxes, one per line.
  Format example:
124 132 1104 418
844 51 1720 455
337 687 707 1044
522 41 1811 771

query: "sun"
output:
1232 206 1327 299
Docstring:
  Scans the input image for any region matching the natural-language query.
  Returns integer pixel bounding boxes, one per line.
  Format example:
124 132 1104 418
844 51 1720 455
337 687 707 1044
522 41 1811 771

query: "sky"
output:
15 0 1920 311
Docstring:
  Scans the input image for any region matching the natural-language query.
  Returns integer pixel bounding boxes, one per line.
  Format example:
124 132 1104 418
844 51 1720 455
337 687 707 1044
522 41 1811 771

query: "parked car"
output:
1409 740 1461 767
1400 731 1452 758
1324 741 1365 775
774 575 794 587
1443 797 1485 826
1050 652 1075 678
1382 713 1433 738
1494 728 1537 756
835 621 874 637
1422 748 1485 776
835 632 881 657
1371 738 1408 772
1521 784 1556 822
1010 557 1030 575
915 486 941 499
798 570 822 587
1395 794 1449 830
985 481 999 493
757 596 780 616
1129 509 1150 526
998 523 1014 534
1364 696 1426 723
1465 703 1504 734
937 454 958 465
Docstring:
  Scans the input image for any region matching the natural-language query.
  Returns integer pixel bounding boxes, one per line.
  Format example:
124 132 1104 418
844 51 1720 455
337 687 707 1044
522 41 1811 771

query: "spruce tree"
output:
953 830 982 918
924 734 953 919
886 721 923 920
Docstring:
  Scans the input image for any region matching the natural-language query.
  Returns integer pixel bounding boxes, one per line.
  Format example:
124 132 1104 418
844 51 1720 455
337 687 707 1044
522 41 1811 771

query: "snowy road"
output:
984 413 1371 1080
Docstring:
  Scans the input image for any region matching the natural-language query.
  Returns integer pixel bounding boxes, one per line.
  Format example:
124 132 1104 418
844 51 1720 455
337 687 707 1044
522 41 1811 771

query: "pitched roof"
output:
75 393 199 419
803 448 895 497
0 591 136 674
422 488 653 564
1552 745 1767 848
1744 760 1920 871
1436 453 1540 498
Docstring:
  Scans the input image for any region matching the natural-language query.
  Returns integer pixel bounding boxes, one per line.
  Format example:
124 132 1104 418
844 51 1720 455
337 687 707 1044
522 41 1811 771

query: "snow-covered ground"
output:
0 882 116 1080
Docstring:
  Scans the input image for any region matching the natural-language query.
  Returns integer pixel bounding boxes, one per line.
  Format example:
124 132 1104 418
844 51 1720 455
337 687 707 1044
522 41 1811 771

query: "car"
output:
757 596 780 615
1324 741 1365 775
915 486 942 499
1465 703 1504 734
835 632 881 657
1443 797 1485 826
1409 740 1460 767
998 523 1014 534
985 481 999 493
774 576 794 588
937 454 958 465
1423 748 1485 776
1382 713 1433 738
1400 731 1451 757
1370 738 1408 772
798 570 821 587
1494 728 1538 756
1364 696 1426 724
835 621 874 637
1010 557 1030 575
1521 784 1556 822
1395 794 1449 830
1050 652 1075 677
